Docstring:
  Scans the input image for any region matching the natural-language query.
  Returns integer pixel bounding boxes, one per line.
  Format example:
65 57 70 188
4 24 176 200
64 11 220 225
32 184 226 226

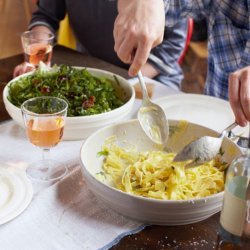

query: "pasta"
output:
98 136 225 200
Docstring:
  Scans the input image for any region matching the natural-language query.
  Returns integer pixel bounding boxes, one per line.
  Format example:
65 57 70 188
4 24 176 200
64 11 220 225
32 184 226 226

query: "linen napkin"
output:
0 79 178 249
0 121 144 250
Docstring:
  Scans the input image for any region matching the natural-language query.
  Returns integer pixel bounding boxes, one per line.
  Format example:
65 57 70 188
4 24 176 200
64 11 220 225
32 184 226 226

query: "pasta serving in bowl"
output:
80 119 242 225
98 137 225 201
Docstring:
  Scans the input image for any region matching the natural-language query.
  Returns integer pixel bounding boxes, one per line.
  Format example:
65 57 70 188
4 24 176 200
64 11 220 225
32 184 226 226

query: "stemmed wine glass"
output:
21 96 68 181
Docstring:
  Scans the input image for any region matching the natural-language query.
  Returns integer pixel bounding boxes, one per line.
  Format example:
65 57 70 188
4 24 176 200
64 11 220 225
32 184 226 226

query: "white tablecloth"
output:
0 79 179 250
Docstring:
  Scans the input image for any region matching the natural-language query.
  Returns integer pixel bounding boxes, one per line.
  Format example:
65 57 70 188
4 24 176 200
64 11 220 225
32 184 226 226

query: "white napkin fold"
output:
0 121 143 250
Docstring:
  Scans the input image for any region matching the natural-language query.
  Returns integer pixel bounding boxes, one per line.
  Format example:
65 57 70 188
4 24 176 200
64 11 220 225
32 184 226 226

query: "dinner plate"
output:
154 93 246 136
0 166 33 225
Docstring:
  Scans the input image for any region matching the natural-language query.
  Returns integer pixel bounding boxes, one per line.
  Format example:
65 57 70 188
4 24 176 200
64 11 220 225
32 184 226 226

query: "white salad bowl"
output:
3 67 135 140
80 119 242 225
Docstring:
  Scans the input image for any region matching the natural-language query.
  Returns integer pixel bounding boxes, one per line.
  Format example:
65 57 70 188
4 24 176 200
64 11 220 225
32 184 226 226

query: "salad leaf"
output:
8 65 125 116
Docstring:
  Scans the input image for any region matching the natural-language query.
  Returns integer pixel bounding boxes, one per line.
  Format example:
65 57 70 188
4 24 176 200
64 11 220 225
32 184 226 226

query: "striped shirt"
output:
165 0 250 100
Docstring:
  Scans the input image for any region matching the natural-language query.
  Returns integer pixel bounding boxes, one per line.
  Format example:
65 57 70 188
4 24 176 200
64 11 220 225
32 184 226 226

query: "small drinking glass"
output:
21 30 54 68
21 96 68 181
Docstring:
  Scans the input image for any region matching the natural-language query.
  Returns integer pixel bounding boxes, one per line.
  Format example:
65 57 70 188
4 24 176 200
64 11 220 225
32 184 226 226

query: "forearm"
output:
29 25 52 33
29 0 66 33
229 66 250 126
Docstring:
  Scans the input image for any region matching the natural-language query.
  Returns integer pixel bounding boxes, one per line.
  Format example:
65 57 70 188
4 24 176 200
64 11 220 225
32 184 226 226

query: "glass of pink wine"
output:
21 30 54 68
21 96 68 181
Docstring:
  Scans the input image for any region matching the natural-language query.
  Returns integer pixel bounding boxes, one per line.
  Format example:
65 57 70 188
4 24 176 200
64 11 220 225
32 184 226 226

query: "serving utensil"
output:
137 70 169 147
174 122 238 165
236 123 250 155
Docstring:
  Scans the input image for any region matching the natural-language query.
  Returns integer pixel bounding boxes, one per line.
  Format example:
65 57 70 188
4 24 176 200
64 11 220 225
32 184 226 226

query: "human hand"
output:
13 26 54 78
114 0 165 77
13 62 35 78
229 66 250 126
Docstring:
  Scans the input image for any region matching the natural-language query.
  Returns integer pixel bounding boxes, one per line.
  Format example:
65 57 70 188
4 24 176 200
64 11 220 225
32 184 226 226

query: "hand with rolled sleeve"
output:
13 25 52 78
164 0 250 126
114 0 166 77
13 62 35 78
229 66 250 127
13 0 186 90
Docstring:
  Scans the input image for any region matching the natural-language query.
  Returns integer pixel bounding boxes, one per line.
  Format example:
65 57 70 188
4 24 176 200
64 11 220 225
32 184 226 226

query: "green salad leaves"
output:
8 65 125 116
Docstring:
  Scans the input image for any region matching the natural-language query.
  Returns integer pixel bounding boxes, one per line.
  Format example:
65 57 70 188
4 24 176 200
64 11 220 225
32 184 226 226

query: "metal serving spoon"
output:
173 122 238 165
137 70 169 148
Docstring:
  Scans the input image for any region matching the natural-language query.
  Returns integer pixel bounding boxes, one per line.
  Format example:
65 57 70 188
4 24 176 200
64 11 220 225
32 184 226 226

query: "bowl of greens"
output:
3 65 135 140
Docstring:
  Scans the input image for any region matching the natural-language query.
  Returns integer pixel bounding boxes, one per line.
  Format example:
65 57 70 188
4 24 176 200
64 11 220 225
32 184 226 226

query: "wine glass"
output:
21 30 55 68
21 96 68 181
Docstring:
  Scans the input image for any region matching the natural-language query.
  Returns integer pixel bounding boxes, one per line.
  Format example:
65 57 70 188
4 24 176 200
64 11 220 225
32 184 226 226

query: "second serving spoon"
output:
137 70 169 148
173 122 238 166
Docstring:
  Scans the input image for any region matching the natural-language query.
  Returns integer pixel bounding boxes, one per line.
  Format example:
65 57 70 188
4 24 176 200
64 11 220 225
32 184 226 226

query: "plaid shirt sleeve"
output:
164 0 211 25
164 0 250 100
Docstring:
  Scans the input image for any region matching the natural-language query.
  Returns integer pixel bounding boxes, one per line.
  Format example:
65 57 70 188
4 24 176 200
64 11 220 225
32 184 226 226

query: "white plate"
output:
155 93 246 135
0 166 33 225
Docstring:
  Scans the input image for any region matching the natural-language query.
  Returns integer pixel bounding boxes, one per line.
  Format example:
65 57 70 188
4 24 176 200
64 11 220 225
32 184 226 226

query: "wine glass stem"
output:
42 148 51 161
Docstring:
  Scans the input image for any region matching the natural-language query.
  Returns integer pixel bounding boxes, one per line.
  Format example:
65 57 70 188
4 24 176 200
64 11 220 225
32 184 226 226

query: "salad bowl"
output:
3 66 135 140
80 119 242 225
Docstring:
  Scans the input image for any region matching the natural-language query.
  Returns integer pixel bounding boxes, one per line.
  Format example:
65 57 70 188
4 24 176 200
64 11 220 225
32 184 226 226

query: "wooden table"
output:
0 45 248 250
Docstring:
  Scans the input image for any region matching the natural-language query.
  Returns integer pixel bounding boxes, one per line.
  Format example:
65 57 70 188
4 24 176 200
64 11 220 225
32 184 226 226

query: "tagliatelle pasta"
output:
98 136 225 200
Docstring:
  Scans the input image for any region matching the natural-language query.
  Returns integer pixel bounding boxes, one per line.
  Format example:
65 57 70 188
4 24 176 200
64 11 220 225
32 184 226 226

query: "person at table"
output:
114 0 250 128
13 0 188 91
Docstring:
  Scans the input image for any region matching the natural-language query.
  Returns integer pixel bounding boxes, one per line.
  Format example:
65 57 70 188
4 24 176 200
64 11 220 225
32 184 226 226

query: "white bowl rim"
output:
80 119 228 205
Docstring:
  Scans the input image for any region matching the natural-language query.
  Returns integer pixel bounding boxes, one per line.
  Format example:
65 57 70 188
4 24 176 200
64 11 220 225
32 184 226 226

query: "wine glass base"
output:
26 159 68 182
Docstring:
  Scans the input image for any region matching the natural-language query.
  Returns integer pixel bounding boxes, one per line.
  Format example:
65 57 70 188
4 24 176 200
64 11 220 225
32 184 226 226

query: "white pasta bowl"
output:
3 67 135 140
80 119 242 225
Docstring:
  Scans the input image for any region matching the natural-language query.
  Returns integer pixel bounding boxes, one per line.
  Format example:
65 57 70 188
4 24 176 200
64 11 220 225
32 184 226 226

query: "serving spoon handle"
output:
220 122 238 138
137 70 149 101
137 70 169 147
